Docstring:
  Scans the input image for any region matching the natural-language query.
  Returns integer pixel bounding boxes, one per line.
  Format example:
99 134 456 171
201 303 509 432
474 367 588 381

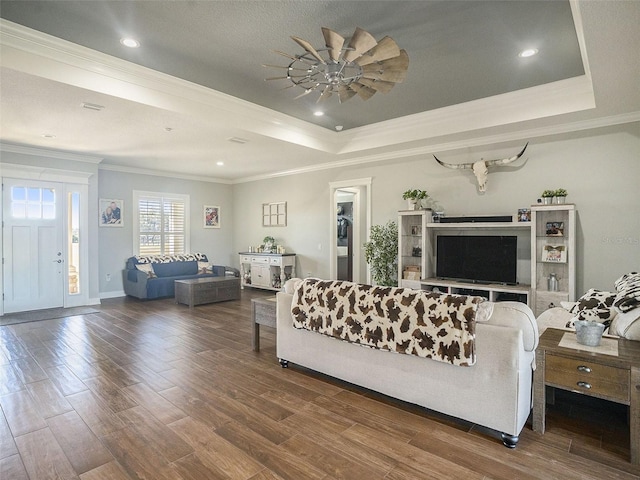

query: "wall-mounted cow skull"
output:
434 143 529 192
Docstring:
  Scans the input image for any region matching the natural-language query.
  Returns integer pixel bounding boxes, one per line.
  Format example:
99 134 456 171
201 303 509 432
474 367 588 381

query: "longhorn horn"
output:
485 142 529 167
433 155 474 170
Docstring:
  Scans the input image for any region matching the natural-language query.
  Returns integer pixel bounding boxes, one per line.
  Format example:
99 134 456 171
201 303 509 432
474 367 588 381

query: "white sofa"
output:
276 281 539 447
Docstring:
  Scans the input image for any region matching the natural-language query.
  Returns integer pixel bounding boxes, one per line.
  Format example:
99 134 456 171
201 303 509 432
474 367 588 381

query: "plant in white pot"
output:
554 188 568 204
541 190 555 205
402 189 429 210
363 221 398 287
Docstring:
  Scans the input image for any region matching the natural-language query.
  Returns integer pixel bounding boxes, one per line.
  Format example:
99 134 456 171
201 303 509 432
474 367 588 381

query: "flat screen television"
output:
436 235 518 285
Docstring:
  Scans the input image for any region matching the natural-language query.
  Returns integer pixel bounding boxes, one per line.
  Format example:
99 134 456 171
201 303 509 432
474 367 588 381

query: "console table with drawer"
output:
533 328 640 464
239 253 296 291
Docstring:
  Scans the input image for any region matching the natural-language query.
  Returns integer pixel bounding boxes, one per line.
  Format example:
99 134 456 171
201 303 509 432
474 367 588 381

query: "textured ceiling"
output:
0 0 583 130
0 1 638 182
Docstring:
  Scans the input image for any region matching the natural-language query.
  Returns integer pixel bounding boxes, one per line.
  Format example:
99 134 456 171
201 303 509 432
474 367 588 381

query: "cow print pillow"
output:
567 288 617 324
613 272 640 313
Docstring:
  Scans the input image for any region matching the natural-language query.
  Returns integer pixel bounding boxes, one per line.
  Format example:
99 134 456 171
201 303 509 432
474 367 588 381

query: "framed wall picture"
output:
99 199 123 227
204 205 220 228
542 244 567 263
262 201 287 226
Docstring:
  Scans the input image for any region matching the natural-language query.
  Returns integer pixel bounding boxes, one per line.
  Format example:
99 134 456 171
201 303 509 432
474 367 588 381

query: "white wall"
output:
2 122 637 305
98 169 233 296
233 122 640 295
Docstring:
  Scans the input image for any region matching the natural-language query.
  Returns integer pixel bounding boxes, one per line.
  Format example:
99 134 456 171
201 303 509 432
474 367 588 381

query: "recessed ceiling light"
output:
120 37 140 48
41 134 56 139
164 127 173 132
313 111 324 117
518 48 538 58
227 137 249 144
216 161 224 166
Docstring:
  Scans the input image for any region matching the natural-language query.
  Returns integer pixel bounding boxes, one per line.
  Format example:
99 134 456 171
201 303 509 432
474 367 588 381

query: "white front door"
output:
2 179 64 313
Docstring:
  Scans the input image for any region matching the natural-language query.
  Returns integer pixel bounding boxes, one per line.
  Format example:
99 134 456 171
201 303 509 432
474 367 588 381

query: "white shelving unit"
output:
398 210 431 289
530 204 576 316
397 208 578 311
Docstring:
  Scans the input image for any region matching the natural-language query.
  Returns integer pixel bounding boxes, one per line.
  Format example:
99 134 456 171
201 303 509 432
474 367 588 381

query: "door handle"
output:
53 259 63 263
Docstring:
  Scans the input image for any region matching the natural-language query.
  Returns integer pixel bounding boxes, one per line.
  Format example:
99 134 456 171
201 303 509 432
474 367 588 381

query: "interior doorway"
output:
336 190 355 281
329 178 371 283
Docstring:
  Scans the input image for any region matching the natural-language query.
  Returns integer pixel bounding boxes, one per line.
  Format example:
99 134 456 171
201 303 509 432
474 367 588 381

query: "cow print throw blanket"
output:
291 278 483 367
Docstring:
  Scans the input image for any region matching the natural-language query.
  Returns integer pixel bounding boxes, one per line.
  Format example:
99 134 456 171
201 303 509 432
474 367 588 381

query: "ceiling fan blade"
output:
316 85 333 103
355 36 400 66
357 77 396 93
293 88 316 100
291 36 326 64
265 74 311 81
272 50 297 60
262 64 310 72
349 83 376 100
361 49 409 83
361 69 406 83
338 85 357 103
321 27 345 62
343 27 378 62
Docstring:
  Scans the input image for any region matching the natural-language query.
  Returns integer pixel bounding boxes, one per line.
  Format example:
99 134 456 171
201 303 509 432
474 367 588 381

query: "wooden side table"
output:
533 328 640 464
251 296 277 351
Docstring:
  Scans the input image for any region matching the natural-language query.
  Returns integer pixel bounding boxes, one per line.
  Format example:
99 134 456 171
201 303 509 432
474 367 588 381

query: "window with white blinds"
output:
133 191 190 255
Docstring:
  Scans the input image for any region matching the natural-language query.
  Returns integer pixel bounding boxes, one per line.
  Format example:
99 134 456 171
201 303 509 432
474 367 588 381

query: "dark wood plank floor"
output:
1 290 638 479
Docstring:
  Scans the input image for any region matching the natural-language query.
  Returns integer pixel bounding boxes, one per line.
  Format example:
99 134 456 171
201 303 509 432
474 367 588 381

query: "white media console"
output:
398 206 576 314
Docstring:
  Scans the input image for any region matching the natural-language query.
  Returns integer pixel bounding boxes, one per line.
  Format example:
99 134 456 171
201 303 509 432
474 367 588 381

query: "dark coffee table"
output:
175 276 240 309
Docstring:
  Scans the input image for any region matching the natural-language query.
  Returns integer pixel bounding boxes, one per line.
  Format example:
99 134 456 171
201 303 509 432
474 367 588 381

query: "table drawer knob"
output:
577 381 592 389
577 365 592 373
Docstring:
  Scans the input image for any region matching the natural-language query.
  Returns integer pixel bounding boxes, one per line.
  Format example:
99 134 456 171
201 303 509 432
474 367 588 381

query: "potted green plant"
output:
541 190 555 205
363 221 398 287
262 235 276 253
554 188 568 204
402 189 429 210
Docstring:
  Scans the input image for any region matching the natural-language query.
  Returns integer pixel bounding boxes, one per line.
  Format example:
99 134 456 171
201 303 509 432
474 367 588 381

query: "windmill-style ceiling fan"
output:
264 27 409 103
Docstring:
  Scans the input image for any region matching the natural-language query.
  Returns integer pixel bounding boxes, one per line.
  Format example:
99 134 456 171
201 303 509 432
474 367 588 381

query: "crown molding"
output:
337 75 596 155
233 112 640 184
0 143 103 163
0 162 93 183
98 163 232 185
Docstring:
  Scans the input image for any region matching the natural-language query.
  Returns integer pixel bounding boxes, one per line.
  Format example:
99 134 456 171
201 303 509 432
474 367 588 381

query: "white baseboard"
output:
99 291 126 300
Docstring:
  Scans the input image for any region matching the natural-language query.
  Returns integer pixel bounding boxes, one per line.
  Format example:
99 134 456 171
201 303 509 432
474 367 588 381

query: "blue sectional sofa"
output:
123 253 232 300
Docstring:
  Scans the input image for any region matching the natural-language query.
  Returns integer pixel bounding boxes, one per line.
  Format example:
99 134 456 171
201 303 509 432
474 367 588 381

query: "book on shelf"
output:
542 244 567 263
